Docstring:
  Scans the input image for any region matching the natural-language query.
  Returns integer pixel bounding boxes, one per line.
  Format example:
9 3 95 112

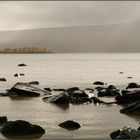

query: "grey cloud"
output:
0 1 140 30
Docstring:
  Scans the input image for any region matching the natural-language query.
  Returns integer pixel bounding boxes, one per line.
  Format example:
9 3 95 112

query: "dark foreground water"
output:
0 53 140 139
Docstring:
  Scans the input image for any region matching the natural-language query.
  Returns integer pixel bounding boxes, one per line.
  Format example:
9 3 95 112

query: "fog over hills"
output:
0 22 140 53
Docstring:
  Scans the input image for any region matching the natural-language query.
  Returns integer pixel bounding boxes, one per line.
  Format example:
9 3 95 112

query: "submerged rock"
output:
126 83 140 89
59 120 81 130
18 63 27 67
0 78 6 82
110 126 140 139
93 81 104 85
1 120 45 139
7 82 51 97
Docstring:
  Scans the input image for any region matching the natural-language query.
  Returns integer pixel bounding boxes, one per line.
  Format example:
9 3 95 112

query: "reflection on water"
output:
52 103 70 111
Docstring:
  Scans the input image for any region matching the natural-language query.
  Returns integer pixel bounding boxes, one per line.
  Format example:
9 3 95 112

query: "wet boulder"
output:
68 90 92 104
43 92 70 104
110 126 140 139
120 100 140 114
93 81 104 85
69 90 88 98
7 82 51 97
59 120 81 130
115 90 140 104
0 78 6 82
98 85 120 97
65 87 80 94
110 129 121 139
1 120 45 139
126 83 140 89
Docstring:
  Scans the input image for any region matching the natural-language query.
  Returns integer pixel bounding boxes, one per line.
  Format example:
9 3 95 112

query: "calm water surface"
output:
0 53 140 139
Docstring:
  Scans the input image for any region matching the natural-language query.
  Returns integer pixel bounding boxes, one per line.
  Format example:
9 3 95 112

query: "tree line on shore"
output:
0 47 49 53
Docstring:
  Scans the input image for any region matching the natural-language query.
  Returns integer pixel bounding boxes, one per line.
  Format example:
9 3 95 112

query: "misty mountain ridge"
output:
0 22 140 53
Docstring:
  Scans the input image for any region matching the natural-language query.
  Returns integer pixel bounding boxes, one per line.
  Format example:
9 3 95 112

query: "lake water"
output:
0 53 140 139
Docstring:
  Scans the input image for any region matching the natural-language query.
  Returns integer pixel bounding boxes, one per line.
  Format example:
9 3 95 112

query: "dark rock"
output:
70 97 92 104
44 88 52 92
94 86 106 91
126 83 140 89
53 89 65 91
29 81 40 85
127 77 133 79
110 126 140 139
1 120 45 139
59 120 81 130
14 73 25 77
0 116 7 125
122 89 132 95
93 81 104 85
69 90 89 98
18 63 27 66
19 73 25 76
120 100 140 114
7 82 51 97
65 87 80 93
14 74 18 77
116 90 140 104
107 85 117 90
43 92 70 104
0 78 6 82
68 90 92 104
119 72 124 74
98 85 120 97
110 129 121 139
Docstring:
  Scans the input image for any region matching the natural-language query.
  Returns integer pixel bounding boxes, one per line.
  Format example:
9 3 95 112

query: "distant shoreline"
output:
0 52 53 54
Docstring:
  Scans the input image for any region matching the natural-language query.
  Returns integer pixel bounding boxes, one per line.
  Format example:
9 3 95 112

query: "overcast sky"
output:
0 1 140 31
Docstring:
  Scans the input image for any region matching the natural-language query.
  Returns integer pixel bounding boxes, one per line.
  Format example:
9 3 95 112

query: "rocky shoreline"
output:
1 61 140 139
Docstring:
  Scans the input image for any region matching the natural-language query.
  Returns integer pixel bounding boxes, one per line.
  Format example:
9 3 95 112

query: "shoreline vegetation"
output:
0 47 52 54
